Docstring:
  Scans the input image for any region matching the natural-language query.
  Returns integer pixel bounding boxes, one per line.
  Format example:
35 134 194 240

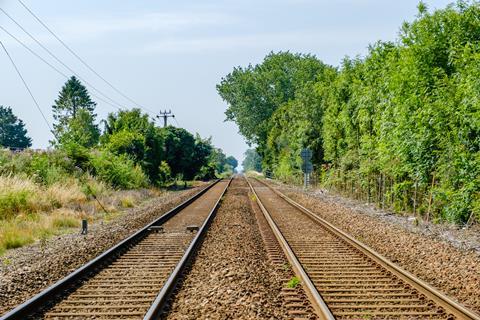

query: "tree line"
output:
1 76 237 188
217 1 480 223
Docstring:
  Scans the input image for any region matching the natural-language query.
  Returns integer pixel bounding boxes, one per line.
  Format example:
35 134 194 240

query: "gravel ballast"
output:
163 177 288 319
0 186 204 315
269 180 480 315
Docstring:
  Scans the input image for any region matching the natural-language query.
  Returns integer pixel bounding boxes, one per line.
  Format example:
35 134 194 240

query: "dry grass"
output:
0 175 158 255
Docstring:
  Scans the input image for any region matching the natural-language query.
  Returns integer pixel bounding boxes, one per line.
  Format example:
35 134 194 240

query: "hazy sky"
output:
0 0 452 163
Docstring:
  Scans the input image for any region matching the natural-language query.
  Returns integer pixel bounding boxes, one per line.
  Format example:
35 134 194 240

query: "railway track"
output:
1 178 231 320
247 177 480 320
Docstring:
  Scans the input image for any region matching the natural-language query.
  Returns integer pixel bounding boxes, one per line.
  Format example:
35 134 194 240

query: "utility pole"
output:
157 109 175 127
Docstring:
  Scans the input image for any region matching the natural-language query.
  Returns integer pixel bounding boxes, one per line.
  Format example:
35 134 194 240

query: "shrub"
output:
88 150 148 189
0 176 38 219
157 161 172 185
28 151 74 185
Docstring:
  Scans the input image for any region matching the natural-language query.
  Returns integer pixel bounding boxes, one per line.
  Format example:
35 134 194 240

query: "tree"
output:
101 108 163 183
160 126 198 180
226 156 238 170
242 149 262 172
0 106 32 149
217 51 326 151
52 76 99 147
219 2 480 223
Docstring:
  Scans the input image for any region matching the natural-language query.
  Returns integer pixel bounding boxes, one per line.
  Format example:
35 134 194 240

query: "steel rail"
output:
1 180 222 320
143 176 232 319
246 177 335 320
253 177 480 320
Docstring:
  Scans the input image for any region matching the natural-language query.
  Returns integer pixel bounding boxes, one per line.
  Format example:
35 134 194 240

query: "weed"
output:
286 276 300 288
120 196 136 208
1 229 34 249
51 215 80 229
282 263 291 271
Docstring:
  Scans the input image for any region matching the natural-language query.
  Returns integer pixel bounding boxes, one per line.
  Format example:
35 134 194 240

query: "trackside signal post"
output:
157 110 175 127
301 148 313 189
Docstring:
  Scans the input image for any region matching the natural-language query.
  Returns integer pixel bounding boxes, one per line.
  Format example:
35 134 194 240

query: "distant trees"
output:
226 156 238 171
219 2 480 223
36 77 232 189
0 106 32 149
242 149 262 172
52 76 99 147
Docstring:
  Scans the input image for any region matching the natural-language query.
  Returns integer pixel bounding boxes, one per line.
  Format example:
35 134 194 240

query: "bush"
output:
157 161 172 185
0 176 38 219
88 150 148 189
28 151 74 185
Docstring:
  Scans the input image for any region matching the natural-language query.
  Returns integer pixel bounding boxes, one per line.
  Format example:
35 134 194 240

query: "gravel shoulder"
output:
163 177 288 319
267 179 480 315
0 185 205 315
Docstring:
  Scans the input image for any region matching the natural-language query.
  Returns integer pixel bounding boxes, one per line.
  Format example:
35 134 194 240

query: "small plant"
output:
52 215 80 229
250 194 257 202
120 196 135 208
286 276 300 288
2 257 11 265
282 263 291 271
1 229 34 249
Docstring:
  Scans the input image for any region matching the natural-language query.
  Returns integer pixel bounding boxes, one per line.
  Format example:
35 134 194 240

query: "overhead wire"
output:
0 7 126 110
173 116 181 127
0 25 121 111
0 38 52 132
16 0 157 116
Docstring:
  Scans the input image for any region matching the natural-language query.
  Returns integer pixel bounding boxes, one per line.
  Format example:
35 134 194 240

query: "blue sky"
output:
0 0 452 163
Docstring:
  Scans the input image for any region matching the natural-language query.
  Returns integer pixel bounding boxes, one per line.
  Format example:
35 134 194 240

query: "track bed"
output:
248 177 480 320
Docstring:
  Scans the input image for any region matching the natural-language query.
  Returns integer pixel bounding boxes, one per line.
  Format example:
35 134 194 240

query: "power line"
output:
0 7 126 110
0 38 52 132
0 25 121 111
17 0 156 115
173 116 181 127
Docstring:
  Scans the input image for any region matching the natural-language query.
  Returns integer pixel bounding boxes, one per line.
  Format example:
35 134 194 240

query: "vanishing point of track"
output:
1 179 231 320
247 177 480 320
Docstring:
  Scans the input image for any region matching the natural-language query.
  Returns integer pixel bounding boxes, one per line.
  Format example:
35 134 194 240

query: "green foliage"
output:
102 109 164 183
157 161 172 184
52 76 99 148
0 106 32 149
286 276 300 288
217 51 326 148
225 156 238 170
88 150 148 189
220 2 480 224
242 149 262 172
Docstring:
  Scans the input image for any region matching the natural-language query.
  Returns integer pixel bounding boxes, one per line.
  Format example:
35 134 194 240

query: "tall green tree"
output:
0 106 32 149
220 2 480 223
217 51 326 152
52 76 99 147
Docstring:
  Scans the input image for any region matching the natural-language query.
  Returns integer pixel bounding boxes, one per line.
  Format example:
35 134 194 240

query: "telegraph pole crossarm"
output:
157 109 175 127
